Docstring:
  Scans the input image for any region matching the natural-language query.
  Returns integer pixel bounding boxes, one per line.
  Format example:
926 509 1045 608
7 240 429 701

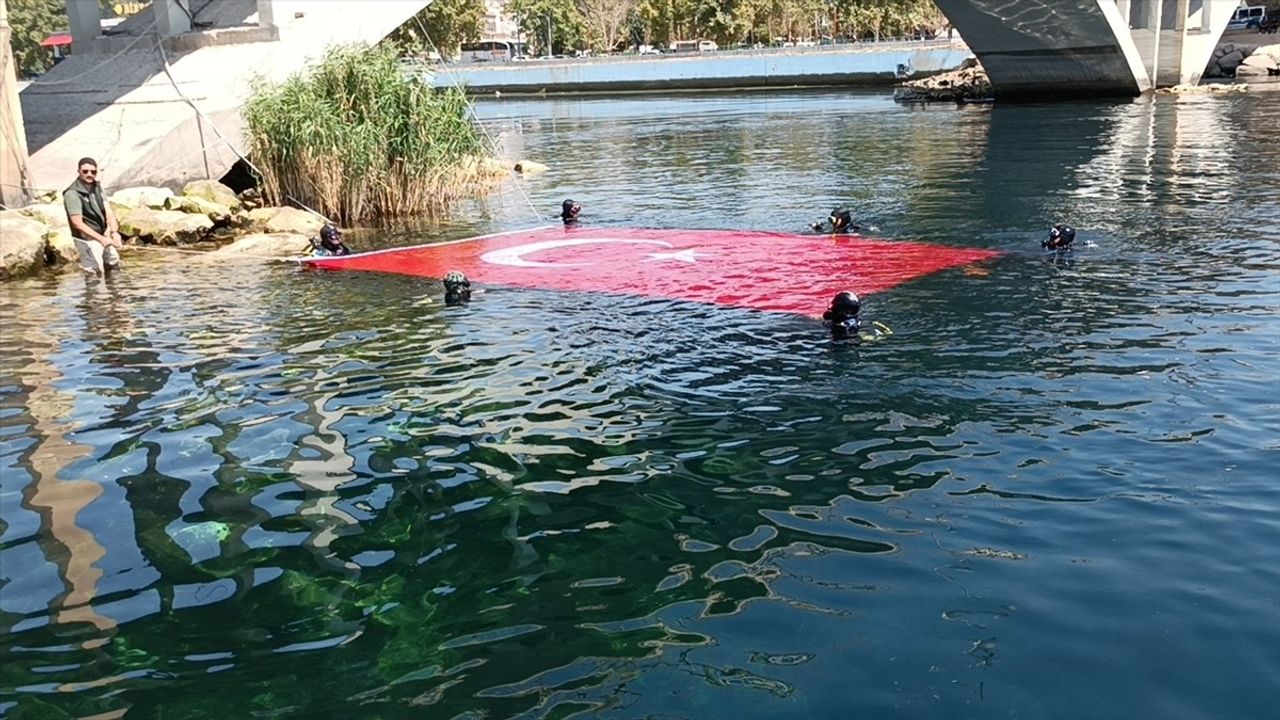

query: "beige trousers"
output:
72 238 121 275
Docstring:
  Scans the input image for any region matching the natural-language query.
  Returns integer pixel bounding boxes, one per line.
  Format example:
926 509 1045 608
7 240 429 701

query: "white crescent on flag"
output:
480 237 673 268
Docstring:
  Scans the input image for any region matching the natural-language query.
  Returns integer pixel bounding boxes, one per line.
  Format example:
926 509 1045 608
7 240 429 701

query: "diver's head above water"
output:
829 208 854 233
312 223 350 256
812 207 856 234
561 199 581 224
1043 223 1076 250
822 290 862 339
443 270 472 306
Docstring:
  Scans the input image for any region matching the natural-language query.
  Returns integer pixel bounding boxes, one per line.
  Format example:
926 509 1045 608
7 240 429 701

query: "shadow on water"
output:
2 90 1279 719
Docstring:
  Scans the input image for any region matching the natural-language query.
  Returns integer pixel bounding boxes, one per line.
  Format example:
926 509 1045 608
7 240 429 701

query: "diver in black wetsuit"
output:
443 271 472 306
823 291 863 339
1042 223 1076 251
309 223 352 256
812 207 860 234
560 199 581 225
822 291 892 341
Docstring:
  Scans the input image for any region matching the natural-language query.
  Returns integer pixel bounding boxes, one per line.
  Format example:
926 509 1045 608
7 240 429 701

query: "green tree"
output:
578 0 638 52
386 0 486 60
8 0 64 75
835 0 944 41
507 0 587 56
8 0 125 76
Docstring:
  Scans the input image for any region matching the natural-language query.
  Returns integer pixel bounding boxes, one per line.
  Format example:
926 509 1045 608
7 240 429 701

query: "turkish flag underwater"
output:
301 226 1000 317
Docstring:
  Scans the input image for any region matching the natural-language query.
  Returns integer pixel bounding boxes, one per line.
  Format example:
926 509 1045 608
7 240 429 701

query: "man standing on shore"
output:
63 157 122 275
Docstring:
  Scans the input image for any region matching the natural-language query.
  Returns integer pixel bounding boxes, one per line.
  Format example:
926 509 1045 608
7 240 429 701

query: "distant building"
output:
481 0 519 42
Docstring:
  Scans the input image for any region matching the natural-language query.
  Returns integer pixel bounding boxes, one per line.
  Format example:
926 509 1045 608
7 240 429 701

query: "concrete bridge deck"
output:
15 0 430 194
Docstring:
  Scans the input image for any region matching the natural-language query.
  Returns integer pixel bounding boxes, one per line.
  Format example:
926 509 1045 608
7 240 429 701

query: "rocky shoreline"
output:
1204 42 1280 79
0 158 525 281
893 58 992 103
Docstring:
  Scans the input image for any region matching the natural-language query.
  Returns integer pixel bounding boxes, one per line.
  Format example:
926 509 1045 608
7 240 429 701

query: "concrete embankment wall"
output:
433 42 972 94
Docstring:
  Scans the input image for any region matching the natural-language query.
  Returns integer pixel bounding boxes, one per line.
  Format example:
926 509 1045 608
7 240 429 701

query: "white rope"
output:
414 15 545 225
153 37 212 178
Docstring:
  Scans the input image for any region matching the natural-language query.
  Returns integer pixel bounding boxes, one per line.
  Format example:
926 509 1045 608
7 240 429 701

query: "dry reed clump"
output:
243 43 492 223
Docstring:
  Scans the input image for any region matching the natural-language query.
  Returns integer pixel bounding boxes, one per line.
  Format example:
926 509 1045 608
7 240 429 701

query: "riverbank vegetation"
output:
506 0 946 56
242 43 491 223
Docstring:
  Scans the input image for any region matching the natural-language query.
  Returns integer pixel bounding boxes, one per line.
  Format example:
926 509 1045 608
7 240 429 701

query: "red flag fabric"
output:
301 226 999 317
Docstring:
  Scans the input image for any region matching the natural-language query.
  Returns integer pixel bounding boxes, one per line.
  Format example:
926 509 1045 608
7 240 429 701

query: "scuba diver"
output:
822 291 892 342
443 271 472 306
309 223 352 256
560 199 582 225
811 207 862 234
1042 223 1076 251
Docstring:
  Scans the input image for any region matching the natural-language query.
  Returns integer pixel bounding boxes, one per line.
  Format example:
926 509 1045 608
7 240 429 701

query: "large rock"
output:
110 186 175 210
1 211 50 280
1237 47 1280 77
1236 61 1275 77
1218 50 1246 72
211 232 310 257
248 206 324 235
182 179 241 211
19 203 77 266
462 156 510 179
165 195 233 223
513 160 548 175
1254 44 1280 63
119 208 214 245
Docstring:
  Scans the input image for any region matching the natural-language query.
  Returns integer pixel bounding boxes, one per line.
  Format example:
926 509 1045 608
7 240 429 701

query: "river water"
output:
2 90 1278 719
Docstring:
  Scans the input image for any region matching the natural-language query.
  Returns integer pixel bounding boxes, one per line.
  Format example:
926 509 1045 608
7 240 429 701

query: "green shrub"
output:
243 43 490 223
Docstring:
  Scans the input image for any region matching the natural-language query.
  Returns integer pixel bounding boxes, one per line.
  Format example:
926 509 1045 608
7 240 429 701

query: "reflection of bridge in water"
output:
935 0 1239 96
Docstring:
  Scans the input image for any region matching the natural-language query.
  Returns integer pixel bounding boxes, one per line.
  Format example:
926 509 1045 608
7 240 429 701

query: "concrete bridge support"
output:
1 0 32 208
934 0 1238 97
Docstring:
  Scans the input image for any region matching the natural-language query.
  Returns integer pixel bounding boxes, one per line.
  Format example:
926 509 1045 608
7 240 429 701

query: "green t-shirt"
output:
63 179 108 239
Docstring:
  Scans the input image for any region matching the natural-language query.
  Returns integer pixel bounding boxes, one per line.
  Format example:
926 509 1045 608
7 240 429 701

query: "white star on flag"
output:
645 249 703 263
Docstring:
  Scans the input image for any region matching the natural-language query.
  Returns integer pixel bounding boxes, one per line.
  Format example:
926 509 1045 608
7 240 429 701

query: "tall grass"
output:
243 43 491 223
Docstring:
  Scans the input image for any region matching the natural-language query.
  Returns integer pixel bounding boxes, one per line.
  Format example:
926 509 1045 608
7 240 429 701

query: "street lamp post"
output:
546 13 553 58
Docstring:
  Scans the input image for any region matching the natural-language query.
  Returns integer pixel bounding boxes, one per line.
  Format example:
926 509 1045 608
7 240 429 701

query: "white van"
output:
1227 5 1266 30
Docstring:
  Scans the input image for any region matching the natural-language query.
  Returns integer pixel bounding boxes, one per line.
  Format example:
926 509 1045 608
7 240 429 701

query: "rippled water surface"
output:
2 90 1278 719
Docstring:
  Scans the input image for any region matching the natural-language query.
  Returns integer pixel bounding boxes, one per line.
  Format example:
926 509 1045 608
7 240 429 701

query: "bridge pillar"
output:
1116 0 1132 24
257 0 275 29
151 0 192 36
65 0 102 53
934 0 1237 97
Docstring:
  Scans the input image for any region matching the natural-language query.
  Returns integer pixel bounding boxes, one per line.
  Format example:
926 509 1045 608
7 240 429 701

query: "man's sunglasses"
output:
79 168 98 176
